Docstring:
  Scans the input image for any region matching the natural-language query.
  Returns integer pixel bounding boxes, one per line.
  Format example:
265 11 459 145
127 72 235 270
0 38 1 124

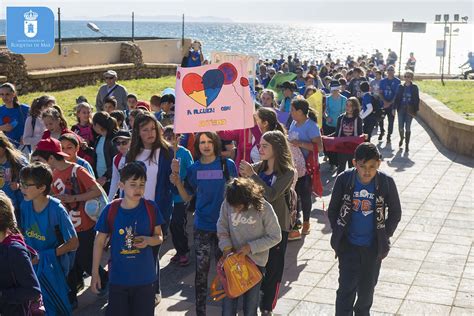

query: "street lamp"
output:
434 14 469 85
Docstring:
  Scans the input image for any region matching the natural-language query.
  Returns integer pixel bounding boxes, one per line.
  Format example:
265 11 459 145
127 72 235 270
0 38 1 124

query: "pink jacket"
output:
218 125 262 169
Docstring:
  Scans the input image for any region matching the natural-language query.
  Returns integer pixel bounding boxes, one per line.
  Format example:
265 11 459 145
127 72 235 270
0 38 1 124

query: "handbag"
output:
210 252 263 301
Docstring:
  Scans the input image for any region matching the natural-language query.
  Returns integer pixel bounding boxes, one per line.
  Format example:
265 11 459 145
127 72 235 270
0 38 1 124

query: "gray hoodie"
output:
217 200 282 267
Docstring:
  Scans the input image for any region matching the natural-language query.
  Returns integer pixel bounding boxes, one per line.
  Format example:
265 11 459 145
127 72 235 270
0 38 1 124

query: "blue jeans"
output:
397 108 413 133
222 267 265 316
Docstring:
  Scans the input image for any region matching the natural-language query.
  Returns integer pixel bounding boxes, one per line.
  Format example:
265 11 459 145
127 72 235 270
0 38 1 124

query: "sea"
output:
1 20 473 74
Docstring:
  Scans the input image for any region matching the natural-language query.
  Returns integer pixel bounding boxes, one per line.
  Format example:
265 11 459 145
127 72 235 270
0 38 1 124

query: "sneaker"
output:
178 255 190 267
97 284 109 298
294 219 303 230
170 253 180 263
155 293 162 306
261 310 273 316
378 133 384 141
302 221 311 235
288 229 302 241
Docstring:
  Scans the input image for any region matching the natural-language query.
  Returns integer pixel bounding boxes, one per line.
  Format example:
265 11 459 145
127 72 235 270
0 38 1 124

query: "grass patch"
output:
417 80 474 120
20 76 176 126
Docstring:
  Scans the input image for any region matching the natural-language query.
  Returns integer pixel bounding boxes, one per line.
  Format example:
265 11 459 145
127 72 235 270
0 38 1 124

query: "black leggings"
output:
295 175 313 222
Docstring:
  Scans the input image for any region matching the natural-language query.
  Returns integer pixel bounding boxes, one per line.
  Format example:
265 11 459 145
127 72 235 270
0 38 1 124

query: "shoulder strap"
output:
113 153 123 170
31 117 37 132
103 85 118 101
107 199 122 235
143 200 157 235
47 199 64 245
221 158 230 181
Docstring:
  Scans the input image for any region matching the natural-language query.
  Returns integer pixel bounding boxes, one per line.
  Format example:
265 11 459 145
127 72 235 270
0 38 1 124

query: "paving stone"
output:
419 261 465 278
424 251 468 266
388 247 428 261
371 295 402 314
378 268 417 285
272 297 300 315
458 278 474 293
435 234 474 246
413 272 461 291
303 287 336 305
382 257 423 272
283 271 325 287
374 281 410 299
392 238 433 251
406 285 456 306
453 292 474 309
450 306 474 316
291 301 334 315
399 230 437 242
398 299 452 315
279 284 313 301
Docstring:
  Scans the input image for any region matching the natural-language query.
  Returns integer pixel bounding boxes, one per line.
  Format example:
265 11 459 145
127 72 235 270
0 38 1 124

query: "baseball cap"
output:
35 138 69 157
112 130 132 143
387 65 395 71
136 101 151 111
103 70 117 78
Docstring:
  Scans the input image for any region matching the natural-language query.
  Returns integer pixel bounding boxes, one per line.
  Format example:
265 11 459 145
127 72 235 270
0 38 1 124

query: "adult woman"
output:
0 191 41 316
393 70 419 152
92 111 119 192
126 112 174 304
0 132 28 221
217 177 281 316
288 98 323 239
239 130 295 315
22 95 55 153
0 83 29 148
170 132 237 316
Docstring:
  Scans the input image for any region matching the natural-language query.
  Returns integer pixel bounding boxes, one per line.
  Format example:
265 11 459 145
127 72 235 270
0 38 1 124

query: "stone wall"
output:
0 42 178 94
419 92 474 158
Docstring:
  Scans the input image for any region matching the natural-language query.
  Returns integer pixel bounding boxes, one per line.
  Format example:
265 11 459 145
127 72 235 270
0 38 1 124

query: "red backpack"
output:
113 153 123 170
106 199 157 236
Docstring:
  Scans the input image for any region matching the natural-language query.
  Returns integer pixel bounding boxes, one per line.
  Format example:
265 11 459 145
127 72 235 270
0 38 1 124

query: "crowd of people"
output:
1 46 407 316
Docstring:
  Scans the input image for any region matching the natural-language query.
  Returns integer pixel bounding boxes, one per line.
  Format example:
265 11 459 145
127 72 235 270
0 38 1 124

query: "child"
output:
127 94 138 111
127 109 144 130
335 97 363 175
103 96 118 114
19 162 79 314
108 130 131 201
91 162 165 316
23 95 55 152
110 110 127 131
158 94 175 127
360 81 379 142
150 95 162 121
72 102 95 147
162 126 194 266
41 107 71 140
59 133 95 177
217 177 281 316
328 142 401 316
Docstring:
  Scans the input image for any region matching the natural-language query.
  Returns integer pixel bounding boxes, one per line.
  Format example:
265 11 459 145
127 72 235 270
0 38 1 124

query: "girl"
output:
41 106 71 140
259 89 278 108
22 95 55 153
0 83 30 148
394 70 420 152
0 132 28 221
92 111 119 193
170 132 237 316
239 130 295 315
288 98 323 239
126 112 174 304
107 130 131 201
217 177 281 316
0 191 41 316
72 102 95 147
218 123 262 169
335 97 363 174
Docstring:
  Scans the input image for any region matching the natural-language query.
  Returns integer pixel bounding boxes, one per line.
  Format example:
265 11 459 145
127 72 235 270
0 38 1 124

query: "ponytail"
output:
308 108 318 123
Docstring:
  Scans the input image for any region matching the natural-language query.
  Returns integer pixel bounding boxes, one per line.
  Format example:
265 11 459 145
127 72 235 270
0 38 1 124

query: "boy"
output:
103 97 117 114
378 65 401 143
110 110 126 130
59 133 95 177
108 130 132 201
127 94 138 112
32 138 109 307
91 162 164 315
159 94 175 127
150 95 162 121
328 143 401 316
19 162 79 314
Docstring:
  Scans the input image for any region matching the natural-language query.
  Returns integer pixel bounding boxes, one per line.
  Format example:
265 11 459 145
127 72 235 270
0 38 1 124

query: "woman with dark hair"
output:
22 95 55 152
126 112 174 305
0 83 30 148
288 98 323 239
217 177 281 316
93 111 119 192
0 191 42 316
239 130 295 315
170 132 237 316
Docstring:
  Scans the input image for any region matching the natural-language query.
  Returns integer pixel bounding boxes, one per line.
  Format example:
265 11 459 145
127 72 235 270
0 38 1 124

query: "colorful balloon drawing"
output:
218 63 237 84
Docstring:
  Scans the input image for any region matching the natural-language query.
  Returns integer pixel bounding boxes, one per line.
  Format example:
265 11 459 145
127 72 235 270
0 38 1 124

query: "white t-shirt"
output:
136 148 160 201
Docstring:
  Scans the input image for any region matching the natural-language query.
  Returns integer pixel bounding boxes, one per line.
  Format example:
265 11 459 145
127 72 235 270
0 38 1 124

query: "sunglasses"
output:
115 140 130 146
404 75 413 79
105 77 115 80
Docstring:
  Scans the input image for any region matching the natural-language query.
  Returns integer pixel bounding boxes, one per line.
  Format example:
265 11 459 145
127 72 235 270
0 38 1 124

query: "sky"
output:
1 0 473 23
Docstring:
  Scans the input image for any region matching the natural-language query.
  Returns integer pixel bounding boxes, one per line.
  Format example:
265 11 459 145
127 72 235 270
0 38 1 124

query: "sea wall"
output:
0 38 190 94
419 92 474 158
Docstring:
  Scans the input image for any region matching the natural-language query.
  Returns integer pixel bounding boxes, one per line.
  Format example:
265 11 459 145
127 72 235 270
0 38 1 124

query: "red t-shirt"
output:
52 164 97 232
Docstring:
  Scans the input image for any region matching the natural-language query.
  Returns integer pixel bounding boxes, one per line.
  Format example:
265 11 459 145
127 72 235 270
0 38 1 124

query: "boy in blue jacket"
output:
91 162 164 316
328 142 401 316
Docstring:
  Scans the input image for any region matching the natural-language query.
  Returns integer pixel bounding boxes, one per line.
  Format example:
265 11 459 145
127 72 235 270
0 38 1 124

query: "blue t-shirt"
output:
187 51 202 67
379 77 401 102
288 118 321 158
20 197 77 252
95 199 165 286
259 172 275 187
96 136 107 177
295 79 306 95
325 95 347 128
0 104 29 147
400 84 412 108
173 146 194 203
280 93 298 113
348 176 375 247
76 157 95 177
185 157 237 232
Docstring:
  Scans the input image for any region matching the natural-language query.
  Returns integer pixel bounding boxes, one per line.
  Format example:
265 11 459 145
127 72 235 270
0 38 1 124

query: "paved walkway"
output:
75 116 473 315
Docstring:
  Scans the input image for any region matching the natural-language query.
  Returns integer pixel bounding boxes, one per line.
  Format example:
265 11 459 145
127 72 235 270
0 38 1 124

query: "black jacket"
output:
0 241 41 315
335 115 363 137
328 169 402 259
393 83 420 113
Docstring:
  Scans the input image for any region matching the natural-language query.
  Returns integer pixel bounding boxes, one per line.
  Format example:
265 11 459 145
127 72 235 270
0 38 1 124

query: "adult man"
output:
378 66 401 143
460 52 474 79
95 70 128 112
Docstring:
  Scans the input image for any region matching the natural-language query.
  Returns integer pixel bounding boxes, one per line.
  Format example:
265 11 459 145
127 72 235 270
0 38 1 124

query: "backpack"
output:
370 95 385 122
113 152 123 170
106 198 156 236
186 158 230 213
285 186 298 229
